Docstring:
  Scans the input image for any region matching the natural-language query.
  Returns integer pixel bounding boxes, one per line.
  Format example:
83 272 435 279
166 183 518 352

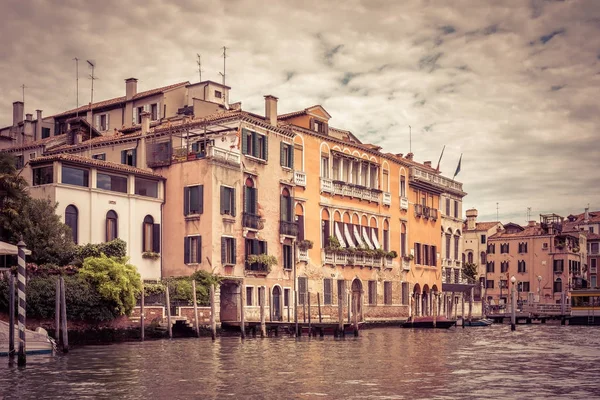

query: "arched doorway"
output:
432 284 440 316
422 284 430 316
219 282 239 322
413 284 421 316
272 286 282 321
351 279 363 321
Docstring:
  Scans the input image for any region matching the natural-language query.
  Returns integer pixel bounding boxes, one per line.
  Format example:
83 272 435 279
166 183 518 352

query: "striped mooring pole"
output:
17 240 27 367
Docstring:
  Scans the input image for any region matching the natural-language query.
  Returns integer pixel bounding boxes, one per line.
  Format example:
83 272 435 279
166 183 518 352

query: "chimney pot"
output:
25 113 33 121
264 95 278 126
125 78 138 100
528 220 536 227
140 111 151 136
13 101 24 126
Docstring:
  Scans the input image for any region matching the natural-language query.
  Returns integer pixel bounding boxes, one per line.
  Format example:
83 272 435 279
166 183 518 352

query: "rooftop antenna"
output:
87 60 97 157
73 57 79 117
527 207 532 221
196 53 202 82
496 202 499 222
21 84 26 104
409 125 412 153
219 46 227 87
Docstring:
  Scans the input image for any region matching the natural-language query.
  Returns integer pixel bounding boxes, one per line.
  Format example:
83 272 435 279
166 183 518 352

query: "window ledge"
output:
186 263 200 266
223 263 235 267
244 154 268 164
281 166 292 172
185 214 201 221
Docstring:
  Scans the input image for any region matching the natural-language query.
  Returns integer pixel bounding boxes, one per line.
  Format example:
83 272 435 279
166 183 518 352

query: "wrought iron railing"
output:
280 220 298 236
243 213 263 230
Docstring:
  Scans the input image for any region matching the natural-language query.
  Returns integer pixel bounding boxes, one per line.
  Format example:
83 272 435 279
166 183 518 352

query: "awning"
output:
0 241 32 256
334 223 347 248
353 225 363 247
371 230 381 249
344 224 356 247
362 227 374 250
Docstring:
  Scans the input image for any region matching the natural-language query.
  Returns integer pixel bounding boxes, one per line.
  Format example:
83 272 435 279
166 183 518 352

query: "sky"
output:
1 0 599 223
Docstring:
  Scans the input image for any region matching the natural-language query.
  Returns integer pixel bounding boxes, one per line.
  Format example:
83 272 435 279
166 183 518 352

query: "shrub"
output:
73 239 127 266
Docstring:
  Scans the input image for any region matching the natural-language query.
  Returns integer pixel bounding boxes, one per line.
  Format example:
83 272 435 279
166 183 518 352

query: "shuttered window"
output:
184 236 202 264
121 149 137 167
106 210 118 242
244 186 257 214
298 277 308 305
415 243 421 264
65 205 78 244
283 244 292 269
323 278 332 305
368 281 377 305
220 186 236 216
184 185 204 215
241 128 268 161
431 246 437 267
384 282 392 305
280 142 294 168
402 282 409 305
221 237 236 265
142 215 160 253
337 280 345 305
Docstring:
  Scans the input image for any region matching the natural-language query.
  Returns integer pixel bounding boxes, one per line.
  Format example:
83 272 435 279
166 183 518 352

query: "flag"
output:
435 145 445 172
453 153 462 180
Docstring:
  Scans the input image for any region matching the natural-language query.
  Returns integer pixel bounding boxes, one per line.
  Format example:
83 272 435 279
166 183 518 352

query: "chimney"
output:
466 208 478 230
36 110 43 140
424 161 432 168
25 113 33 121
405 152 414 160
584 207 590 222
13 101 24 126
140 111 151 136
138 111 150 169
528 220 536 227
125 78 138 100
264 95 278 126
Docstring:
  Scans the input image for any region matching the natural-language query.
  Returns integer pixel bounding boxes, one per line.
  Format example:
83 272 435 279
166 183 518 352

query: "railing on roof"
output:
147 142 240 168
410 167 463 192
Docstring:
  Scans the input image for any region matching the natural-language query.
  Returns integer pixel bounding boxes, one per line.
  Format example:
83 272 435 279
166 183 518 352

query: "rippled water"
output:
1 325 600 399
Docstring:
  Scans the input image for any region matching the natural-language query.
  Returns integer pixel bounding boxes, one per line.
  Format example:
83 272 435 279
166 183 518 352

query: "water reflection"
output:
1 325 600 399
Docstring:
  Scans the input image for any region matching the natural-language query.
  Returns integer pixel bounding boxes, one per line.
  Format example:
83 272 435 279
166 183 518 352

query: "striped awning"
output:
0 241 31 256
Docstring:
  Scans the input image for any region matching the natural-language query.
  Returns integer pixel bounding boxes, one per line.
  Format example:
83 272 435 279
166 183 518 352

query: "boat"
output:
0 320 55 356
569 289 600 326
458 318 493 327
402 316 456 329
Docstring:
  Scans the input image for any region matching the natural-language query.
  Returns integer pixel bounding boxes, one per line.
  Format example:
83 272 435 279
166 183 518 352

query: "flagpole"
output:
453 153 462 180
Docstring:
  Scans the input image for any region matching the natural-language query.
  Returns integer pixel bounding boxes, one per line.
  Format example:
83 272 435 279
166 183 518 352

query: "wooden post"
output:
260 287 266 338
317 292 322 323
60 276 69 353
353 296 359 336
295 291 300 337
240 285 246 339
140 285 145 341
461 293 465 328
17 241 27 366
337 290 344 337
347 293 351 323
54 278 60 344
433 293 437 328
165 284 173 339
307 291 312 335
303 296 306 323
8 272 15 360
210 284 216 340
469 286 474 323
192 280 200 338
287 295 291 323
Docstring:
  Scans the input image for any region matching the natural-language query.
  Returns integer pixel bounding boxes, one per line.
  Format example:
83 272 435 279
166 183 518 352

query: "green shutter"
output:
232 188 236 217
184 237 190 264
221 237 226 264
241 129 248 155
244 187 251 214
263 134 268 161
132 149 137 167
232 238 236 263
251 188 257 214
289 145 294 169
220 186 226 215
121 150 126 164
280 142 285 167
252 132 258 157
280 195 287 222
198 236 202 262
184 187 189 215
153 223 160 253
198 185 204 214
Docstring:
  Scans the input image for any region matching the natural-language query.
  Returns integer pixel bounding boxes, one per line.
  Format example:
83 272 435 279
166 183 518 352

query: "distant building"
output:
564 208 600 288
462 208 503 287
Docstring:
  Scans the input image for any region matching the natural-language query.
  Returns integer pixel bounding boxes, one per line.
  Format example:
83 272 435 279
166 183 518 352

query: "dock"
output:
486 312 570 325
221 321 360 337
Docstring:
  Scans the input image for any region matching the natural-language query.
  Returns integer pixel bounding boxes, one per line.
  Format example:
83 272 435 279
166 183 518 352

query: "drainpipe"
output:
294 239 298 337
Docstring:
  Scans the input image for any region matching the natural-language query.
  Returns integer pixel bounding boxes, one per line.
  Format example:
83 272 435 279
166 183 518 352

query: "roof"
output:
466 221 501 232
29 154 164 179
563 210 600 231
277 105 332 120
3 134 68 153
186 80 231 89
489 225 547 239
52 81 189 118
0 241 32 256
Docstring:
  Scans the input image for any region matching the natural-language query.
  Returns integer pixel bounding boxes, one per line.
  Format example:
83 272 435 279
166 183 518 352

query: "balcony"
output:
294 171 307 187
243 213 264 230
382 192 391 206
280 220 298 237
320 178 383 204
410 167 464 194
415 204 423 217
322 250 392 269
208 146 241 166
384 257 393 268
245 261 269 274
298 248 309 262
400 197 409 211
320 177 333 193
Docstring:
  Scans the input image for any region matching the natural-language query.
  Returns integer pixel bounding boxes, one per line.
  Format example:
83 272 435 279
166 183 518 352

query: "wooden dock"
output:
221 321 360 337
487 313 570 325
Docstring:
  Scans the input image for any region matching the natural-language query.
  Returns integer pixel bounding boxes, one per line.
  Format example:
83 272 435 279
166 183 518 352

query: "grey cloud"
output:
550 85 565 91
539 28 566 44
418 52 443 73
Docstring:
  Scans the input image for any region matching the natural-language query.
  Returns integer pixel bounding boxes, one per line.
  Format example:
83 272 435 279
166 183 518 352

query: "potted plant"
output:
297 240 314 250
246 254 277 273
387 250 398 259
328 236 341 250
375 248 387 258
402 254 414 262
142 251 161 260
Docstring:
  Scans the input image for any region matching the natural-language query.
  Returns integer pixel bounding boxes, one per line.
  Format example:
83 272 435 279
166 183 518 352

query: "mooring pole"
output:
317 292 322 323
210 284 216 340
461 293 465 329
353 296 359 337
54 278 61 344
338 288 344 337
8 272 15 361
307 291 312 335
469 286 474 323
60 276 69 353
192 280 200 338
433 293 437 328
240 285 246 339
17 240 27 366
140 284 145 341
260 286 266 338
165 284 173 339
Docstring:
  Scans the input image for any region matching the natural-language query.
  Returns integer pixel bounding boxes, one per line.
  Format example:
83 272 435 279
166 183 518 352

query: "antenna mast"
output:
197 53 202 82
496 202 499 222
21 84 26 104
527 207 532 221
87 60 97 156
409 125 412 153
219 46 227 87
74 58 79 117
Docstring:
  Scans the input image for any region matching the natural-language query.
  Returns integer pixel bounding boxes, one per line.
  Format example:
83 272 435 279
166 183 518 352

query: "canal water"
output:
1 325 599 399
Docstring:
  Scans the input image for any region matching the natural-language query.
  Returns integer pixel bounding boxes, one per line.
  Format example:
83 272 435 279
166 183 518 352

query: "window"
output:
591 243 599 254
518 242 528 253
454 200 459 218
280 142 294 168
245 239 268 271
32 166 53 185
486 280 495 289
518 260 526 273
184 235 202 264
135 178 158 198
445 234 451 259
121 149 137 167
415 243 421 264
480 235 486 244
142 215 160 253
220 186 236 216
402 282 409 305
321 156 329 178
553 278 562 293
65 205 78 244
137 106 144 124
29 152 36 160
280 188 293 222
591 276 597 288
400 223 407 257
500 280 508 289
324 279 332 305
246 287 254 306
423 244 429 266
106 210 118 242
298 277 308 305
487 243 495 254
62 166 89 187
97 173 127 193
41 127 50 139
553 259 564 273
214 90 222 99
92 153 106 161
191 141 207 155
501 261 509 273
468 252 473 264
480 251 486 265
400 175 406 197
383 228 389 252
431 246 437 267
283 244 292 270
501 243 510 254
337 280 345 304
591 258 597 272
382 170 389 192
445 199 450 216
486 261 495 273
384 282 392 305
221 237 236 265
99 114 108 131
368 281 377 305
284 288 290 307
518 281 530 292
151 103 158 121
313 119 326 133
184 185 204 215
454 236 460 260
241 129 268 161
590 227 594 234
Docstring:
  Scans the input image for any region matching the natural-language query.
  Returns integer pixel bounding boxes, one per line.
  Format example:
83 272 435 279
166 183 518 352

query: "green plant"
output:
463 262 478 281
142 251 161 260
75 239 127 265
328 236 341 249
247 254 277 273
572 247 580 253
403 254 414 261
78 254 142 316
297 240 314 250
143 281 165 295
375 248 387 257
387 250 398 259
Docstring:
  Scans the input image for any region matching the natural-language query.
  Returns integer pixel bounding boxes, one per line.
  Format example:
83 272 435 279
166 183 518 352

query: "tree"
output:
79 254 142 316
463 262 478 281
0 153 28 228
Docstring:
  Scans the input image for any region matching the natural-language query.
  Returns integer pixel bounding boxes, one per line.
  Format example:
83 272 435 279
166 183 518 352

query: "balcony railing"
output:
410 167 464 193
298 248 309 262
415 204 423 217
208 146 241 165
383 192 391 206
320 177 333 193
400 196 409 210
322 250 394 268
294 171 307 187
243 213 264 230
280 220 298 236
245 261 269 273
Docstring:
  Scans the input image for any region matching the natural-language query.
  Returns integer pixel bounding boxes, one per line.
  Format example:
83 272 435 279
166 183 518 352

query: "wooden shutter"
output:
231 188 236 217
184 237 190 264
241 129 248 154
133 107 138 125
198 185 204 214
184 187 190 215
432 246 437 266
157 102 161 120
251 132 258 157
197 236 202 263
280 195 286 222
95 115 100 130
131 149 137 167
263 134 268 161
280 142 285 167
121 150 126 164
106 114 110 131
263 240 268 255
244 187 251 214
232 238 237 264
297 215 304 241
153 223 160 253
289 145 294 169
220 186 226 215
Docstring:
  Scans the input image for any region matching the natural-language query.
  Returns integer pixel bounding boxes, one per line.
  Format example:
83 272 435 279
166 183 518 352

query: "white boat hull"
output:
0 320 55 356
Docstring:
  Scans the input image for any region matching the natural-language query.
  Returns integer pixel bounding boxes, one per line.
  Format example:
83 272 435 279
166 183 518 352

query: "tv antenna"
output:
409 125 412 153
87 60 97 156
196 53 202 82
527 207 532 221
73 58 79 117
496 202 499 222
21 84 26 103
219 46 227 87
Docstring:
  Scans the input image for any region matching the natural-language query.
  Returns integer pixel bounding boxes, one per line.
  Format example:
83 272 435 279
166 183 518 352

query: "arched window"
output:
480 251 487 265
106 210 118 242
400 223 407 257
244 178 257 215
143 215 154 252
65 205 78 244
468 252 474 264
400 174 406 197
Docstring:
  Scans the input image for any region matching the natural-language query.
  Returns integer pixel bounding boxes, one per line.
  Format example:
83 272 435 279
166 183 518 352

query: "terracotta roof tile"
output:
489 225 546 238
52 81 189 118
3 135 68 152
29 154 164 179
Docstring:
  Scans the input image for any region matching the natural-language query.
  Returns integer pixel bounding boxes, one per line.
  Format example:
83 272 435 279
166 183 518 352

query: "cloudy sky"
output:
1 0 599 223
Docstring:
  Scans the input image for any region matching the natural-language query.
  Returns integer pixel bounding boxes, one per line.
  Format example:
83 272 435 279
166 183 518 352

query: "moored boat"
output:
569 289 600 325
402 316 456 329
0 320 55 356
458 318 493 327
